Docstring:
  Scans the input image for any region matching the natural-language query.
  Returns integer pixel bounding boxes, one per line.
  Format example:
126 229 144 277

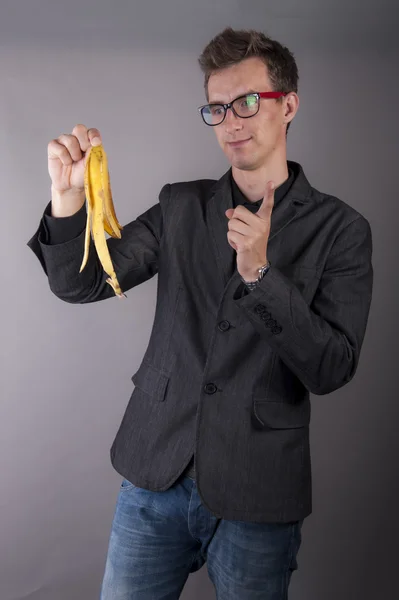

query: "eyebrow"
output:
208 89 258 104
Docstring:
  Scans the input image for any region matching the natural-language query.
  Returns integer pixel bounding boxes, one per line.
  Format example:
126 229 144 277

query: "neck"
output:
231 156 289 203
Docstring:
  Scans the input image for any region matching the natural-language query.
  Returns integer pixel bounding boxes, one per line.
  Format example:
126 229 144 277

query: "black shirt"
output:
230 166 295 211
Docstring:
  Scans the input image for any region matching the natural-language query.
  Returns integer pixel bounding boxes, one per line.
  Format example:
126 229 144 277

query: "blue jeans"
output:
100 475 304 599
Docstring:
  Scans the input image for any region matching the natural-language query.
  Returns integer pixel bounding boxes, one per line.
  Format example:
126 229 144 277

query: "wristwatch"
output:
240 260 271 291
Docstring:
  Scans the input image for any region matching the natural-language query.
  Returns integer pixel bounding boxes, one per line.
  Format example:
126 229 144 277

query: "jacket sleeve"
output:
232 216 374 395
26 183 170 303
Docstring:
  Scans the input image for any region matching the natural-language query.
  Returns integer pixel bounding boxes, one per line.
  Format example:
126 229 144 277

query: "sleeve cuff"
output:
232 266 286 335
42 199 87 245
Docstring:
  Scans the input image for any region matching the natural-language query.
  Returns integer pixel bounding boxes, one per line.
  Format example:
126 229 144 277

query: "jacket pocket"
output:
131 361 170 402
252 399 310 430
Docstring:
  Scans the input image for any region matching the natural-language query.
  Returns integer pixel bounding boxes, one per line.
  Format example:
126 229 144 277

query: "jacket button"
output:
265 318 277 327
271 325 282 334
254 304 265 315
204 383 217 394
260 312 271 321
218 320 231 332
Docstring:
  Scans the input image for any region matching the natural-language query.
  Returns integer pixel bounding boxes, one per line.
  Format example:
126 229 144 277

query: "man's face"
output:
206 57 292 171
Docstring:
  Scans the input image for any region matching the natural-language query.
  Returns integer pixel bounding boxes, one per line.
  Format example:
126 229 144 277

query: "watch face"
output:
259 264 270 278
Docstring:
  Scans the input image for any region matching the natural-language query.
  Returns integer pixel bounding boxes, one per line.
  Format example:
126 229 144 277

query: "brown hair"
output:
198 27 299 134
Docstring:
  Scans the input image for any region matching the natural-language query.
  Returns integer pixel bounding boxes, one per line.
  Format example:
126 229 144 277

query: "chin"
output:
230 155 259 171
224 144 260 171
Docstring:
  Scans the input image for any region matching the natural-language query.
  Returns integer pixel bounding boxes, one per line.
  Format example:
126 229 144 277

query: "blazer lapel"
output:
206 160 312 288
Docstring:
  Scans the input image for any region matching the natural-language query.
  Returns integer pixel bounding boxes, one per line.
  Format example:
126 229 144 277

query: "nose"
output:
224 106 243 132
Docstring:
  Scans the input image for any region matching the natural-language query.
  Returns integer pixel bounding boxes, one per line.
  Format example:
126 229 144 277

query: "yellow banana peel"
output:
79 143 126 298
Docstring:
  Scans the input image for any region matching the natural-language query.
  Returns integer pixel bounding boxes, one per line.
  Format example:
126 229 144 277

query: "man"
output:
27 27 373 600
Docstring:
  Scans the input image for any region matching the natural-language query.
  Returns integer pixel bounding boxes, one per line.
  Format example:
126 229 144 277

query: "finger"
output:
87 127 102 146
257 181 275 219
71 123 102 152
227 234 238 251
48 137 79 166
228 205 258 226
228 218 252 236
227 230 245 250
56 133 84 163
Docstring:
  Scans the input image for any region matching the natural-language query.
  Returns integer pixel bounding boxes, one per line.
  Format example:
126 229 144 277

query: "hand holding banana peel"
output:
48 124 125 298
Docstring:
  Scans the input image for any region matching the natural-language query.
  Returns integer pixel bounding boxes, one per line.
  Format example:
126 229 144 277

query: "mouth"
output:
227 138 251 148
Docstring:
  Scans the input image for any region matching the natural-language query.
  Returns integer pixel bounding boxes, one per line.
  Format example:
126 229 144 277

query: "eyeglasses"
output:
198 91 288 126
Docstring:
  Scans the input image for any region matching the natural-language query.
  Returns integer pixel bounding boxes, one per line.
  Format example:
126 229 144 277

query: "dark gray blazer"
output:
27 160 374 523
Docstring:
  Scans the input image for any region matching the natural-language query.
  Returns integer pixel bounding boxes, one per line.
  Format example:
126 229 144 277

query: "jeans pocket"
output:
120 477 136 491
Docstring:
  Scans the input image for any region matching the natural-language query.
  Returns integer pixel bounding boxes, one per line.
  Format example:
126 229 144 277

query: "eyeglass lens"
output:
201 94 259 125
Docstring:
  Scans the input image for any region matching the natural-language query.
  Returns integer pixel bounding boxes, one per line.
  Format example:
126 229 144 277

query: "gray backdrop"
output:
1 0 398 598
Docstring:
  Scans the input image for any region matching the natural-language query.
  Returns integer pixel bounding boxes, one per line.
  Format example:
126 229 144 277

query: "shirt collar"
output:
231 166 295 212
